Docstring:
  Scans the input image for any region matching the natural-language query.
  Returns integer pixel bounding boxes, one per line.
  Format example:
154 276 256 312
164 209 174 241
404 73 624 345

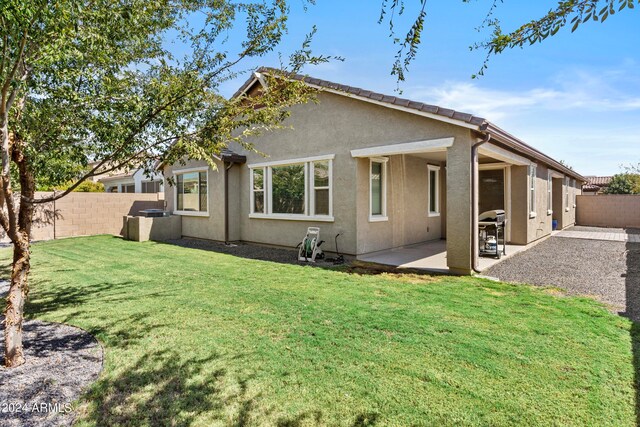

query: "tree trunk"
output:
3 141 34 368
4 237 30 367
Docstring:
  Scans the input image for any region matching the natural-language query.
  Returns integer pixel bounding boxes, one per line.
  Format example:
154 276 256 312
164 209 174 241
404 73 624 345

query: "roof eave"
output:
485 123 587 182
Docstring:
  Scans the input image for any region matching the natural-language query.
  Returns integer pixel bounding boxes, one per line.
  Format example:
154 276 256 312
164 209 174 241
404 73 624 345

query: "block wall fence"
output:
576 195 640 229
1 192 164 243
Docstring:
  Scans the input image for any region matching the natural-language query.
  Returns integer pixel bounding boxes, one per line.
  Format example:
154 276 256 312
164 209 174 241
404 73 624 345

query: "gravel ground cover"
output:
0 282 103 427
484 234 640 321
165 237 347 267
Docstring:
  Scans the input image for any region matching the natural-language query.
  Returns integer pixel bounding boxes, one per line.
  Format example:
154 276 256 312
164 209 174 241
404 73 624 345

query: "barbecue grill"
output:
478 209 506 259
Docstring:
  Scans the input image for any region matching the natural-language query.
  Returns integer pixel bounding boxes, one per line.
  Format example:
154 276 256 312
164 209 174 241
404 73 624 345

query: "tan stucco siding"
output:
510 166 528 245
355 155 445 255
163 159 227 241
511 164 580 244
232 91 468 255
564 178 580 227
527 164 553 242
445 136 474 273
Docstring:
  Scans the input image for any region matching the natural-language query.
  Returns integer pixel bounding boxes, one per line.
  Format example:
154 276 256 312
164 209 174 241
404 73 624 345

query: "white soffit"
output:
478 143 530 166
350 137 455 158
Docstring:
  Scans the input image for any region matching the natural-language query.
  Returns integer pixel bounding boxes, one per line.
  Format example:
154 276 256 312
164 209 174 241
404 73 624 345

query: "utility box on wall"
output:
122 215 182 242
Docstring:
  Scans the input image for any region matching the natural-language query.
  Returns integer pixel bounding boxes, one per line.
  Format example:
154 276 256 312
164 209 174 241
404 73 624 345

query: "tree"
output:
1 0 329 367
604 173 640 194
380 0 639 80
622 163 640 193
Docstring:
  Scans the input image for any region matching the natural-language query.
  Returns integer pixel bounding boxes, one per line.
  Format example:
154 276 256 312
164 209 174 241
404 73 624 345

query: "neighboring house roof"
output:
582 176 612 192
234 67 587 182
585 176 613 186
99 173 134 182
155 148 246 171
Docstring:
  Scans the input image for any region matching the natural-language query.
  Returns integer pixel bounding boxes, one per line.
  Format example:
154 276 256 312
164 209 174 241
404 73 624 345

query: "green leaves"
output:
380 0 639 82
604 173 640 194
1 0 329 195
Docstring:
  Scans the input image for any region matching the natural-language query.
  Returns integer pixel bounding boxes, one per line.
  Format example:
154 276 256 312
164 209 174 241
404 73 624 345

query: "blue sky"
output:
214 1 640 176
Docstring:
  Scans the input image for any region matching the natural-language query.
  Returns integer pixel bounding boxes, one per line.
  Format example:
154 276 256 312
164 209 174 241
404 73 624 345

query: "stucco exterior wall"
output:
527 164 553 242
509 166 528 245
446 137 474 273
233 91 470 255
355 155 445 255
562 178 580 227
511 165 580 244
161 88 583 269
164 159 227 241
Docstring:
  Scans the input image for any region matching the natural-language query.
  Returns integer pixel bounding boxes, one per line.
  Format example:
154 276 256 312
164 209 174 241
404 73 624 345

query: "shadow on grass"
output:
83 349 230 426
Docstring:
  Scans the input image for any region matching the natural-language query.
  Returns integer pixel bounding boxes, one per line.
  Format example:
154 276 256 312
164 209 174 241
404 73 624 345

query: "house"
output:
160 68 585 274
582 176 612 195
89 161 165 194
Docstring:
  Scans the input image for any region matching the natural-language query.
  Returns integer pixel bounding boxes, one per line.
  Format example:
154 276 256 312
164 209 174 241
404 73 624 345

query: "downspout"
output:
224 161 234 245
471 131 491 273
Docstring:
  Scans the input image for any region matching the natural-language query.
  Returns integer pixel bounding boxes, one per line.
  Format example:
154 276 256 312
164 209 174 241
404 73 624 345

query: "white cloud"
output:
406 68 640 121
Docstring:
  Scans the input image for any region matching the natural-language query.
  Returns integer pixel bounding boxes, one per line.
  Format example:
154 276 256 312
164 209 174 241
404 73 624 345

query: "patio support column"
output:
446 138 474 274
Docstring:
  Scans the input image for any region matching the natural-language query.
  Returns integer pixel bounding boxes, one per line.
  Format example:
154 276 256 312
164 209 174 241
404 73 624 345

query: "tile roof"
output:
233 67 487 127
585 176 613 186
582 184 601 192
233 67 586 182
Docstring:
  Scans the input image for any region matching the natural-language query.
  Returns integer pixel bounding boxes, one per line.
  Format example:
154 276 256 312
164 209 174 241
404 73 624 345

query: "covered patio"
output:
352 135 534 274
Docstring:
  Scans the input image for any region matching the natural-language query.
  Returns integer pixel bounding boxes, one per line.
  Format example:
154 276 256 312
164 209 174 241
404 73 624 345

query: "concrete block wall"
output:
577 195 640 228
2 192 164 242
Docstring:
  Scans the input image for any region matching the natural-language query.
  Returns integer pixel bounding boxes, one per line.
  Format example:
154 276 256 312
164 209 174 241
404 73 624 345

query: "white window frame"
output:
529 164 537 218
572 179 577 208
427 164 440 217
250 167 266 214
310 160 333 217
565 176 570 211
173 167 209 217
547 170 553 215
369 157 388 222
248 154 334 222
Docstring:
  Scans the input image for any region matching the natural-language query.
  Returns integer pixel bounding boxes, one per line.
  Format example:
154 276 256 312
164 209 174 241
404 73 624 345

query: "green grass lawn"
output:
3 235 638 426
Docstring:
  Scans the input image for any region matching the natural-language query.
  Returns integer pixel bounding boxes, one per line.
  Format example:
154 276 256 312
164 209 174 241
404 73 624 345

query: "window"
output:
547 171 553 214
271 164 306 214
175 169 208 215
251 167 265 214
123 184 135 193
249 155 334 220
142 180 162 193
572 179 577 207
428 164 440 217
312 161 330 215
370 158 388 221
565 176 570 211
529 165 537 217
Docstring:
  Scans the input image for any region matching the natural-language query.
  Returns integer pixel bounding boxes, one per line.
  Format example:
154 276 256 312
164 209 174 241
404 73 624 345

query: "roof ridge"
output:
249 67 487 127
234 67 585 182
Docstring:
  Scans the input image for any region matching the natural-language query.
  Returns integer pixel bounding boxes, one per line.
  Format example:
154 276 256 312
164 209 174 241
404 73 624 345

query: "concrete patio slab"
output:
357 239 531 273
556 227 640 242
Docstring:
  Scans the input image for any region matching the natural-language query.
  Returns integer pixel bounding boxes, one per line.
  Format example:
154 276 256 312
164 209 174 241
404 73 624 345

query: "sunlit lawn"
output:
4 235 638 426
